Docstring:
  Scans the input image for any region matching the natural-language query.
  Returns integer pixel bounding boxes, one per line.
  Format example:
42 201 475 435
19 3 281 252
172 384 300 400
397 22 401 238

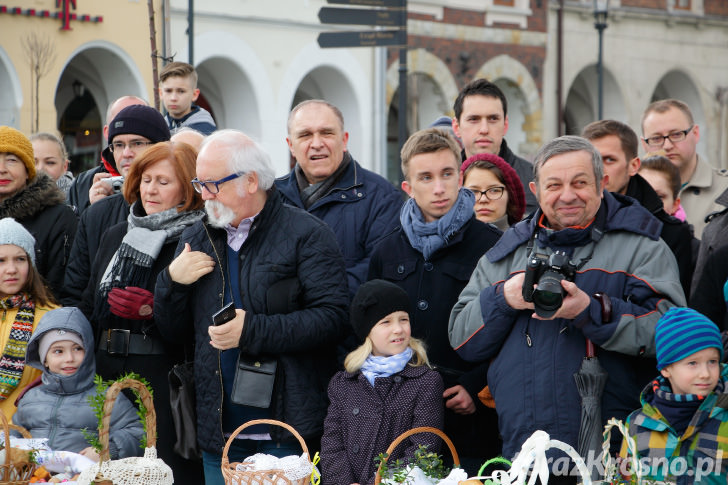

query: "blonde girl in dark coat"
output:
321 280 444 485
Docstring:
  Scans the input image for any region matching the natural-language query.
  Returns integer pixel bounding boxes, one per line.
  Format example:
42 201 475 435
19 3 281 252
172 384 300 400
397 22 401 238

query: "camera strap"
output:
526 205 606 271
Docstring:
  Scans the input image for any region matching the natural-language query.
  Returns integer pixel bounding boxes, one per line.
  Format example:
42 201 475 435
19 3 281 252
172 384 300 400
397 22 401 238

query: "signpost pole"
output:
397 0 407 155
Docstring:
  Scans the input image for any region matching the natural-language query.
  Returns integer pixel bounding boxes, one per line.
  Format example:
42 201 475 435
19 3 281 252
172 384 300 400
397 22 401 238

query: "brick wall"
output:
621 0 666 9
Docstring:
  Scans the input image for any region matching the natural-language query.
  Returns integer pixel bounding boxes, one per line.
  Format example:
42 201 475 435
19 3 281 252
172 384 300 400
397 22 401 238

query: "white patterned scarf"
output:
360 347 413 386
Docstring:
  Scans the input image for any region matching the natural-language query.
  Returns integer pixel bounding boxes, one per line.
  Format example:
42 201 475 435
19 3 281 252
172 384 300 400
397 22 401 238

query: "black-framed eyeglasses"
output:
111 140 153 153
642 126 693 148
191 172 245 194
468 186 506 201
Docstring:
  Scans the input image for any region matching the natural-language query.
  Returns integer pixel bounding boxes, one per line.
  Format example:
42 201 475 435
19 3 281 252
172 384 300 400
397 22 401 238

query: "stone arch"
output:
476 54 542 157
649 69 705 132
384 49 457 182
279 42 370 175
563 64 626 137
0 46 22 127
384 48 459 119
190 30 272 156
54 40 147 171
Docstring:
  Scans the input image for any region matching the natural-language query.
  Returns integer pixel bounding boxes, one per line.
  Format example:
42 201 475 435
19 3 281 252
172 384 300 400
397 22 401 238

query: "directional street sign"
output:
317 29 406 48
326 0 404 7
319 6 403 27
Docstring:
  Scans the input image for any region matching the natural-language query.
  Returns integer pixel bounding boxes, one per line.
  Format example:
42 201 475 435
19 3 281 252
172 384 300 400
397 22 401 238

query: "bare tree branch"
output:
21 32 56 132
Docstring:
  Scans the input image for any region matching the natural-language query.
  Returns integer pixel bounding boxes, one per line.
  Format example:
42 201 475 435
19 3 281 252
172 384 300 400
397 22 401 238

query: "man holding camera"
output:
62 105 170 305
448 136 685 472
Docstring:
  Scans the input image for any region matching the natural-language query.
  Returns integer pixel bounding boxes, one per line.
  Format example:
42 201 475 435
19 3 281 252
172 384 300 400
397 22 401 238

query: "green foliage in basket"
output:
82 372 153 452
376 444 454 483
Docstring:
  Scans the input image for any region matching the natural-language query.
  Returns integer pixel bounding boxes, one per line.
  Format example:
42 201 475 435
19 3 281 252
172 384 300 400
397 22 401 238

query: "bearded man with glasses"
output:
641 98 728 238
155 129 348 485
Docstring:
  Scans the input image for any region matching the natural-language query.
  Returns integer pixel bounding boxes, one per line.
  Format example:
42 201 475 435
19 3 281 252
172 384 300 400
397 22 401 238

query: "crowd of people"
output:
1 62 727 485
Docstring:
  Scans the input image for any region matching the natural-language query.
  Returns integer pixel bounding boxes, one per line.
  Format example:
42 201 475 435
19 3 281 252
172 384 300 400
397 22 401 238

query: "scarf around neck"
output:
98 202 205 299
0 293 35 401
649 374 721 436
400 188 475 260
295 152 352 209
361 347 413 386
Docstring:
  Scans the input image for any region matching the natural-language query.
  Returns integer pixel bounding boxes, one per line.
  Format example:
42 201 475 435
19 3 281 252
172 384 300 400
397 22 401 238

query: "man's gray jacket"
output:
448 191 686 458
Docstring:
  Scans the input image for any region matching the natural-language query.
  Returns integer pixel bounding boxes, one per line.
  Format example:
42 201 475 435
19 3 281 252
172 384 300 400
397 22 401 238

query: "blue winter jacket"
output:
448 191 686 459
276 154 402 297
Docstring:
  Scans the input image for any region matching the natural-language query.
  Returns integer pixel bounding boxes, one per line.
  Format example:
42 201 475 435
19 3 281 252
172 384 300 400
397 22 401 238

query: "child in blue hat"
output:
622 307 728 484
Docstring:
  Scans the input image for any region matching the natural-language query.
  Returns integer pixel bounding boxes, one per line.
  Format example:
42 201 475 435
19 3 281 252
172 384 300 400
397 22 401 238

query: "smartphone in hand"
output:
211 302 236 326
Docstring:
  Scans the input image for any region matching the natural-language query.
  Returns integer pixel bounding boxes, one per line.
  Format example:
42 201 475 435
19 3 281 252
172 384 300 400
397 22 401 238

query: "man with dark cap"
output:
67 95 147 214
62 105 170 306
0 126 77 299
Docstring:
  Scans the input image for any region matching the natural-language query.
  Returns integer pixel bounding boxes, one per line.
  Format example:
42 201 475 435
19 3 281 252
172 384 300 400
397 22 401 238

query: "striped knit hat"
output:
655 307 723 370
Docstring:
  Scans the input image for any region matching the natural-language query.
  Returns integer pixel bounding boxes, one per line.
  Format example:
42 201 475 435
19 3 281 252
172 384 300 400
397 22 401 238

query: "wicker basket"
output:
221 419 311 485
601 418 650 485
0 411 36 485
374 426 460 485
75 378 173 485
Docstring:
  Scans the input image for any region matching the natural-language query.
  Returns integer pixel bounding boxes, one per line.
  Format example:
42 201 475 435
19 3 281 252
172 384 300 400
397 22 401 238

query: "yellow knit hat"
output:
0 126 36 180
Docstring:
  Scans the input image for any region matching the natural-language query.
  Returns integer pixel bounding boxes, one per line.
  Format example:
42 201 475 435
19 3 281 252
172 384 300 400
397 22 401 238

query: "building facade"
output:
2 0 727 178
1 0 164 172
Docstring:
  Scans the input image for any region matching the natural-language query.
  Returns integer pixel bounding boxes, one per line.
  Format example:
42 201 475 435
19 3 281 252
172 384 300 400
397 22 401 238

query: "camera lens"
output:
532 271 565 318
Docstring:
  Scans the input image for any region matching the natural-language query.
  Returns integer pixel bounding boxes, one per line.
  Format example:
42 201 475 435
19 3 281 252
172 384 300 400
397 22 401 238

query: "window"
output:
674 0 691 10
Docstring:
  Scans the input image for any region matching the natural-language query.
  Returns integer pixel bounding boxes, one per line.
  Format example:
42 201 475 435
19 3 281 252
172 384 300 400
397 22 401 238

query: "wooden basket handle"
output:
221 419 310 469
0 410 11 476
374 426 459 485
99 378 156 462
7 424 32 439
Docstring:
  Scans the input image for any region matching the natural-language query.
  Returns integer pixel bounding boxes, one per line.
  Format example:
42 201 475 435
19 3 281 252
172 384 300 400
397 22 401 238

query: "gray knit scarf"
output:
400 188 475 261
98 202 204 296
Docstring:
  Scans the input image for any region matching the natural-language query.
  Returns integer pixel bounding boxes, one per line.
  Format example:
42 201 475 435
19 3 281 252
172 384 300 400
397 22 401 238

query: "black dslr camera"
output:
522 250 577 318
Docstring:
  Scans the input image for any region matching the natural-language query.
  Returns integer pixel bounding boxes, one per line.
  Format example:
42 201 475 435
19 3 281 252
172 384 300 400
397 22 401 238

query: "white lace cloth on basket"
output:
75 446 173 485
233 452 313 484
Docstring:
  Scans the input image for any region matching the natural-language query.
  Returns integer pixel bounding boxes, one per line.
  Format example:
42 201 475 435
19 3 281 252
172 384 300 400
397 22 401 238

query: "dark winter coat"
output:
62 193 130 306
625 173 695 295
690 185 728 329
154 187 349 454
498 139 537 216
0 173 77 299
321 363 444 485
690 242 728 328
276 155 402 297
15 308 143 458
449 191 686 458
80 220 200 482
66 163 108 215
367 217 502 455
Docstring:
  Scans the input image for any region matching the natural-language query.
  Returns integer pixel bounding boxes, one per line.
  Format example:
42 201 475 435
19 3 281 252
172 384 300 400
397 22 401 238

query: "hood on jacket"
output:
26 307 96 395
486 189 663 263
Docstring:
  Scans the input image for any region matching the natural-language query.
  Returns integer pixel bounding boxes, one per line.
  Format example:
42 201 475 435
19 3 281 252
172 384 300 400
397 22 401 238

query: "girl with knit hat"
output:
320 279 444 485
0 126 77 299
622 307 728 484
461 152 526 231
0 217 57 419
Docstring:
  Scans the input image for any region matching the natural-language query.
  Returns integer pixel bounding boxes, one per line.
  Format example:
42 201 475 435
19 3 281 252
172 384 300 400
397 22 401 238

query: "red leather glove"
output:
108 286 154 320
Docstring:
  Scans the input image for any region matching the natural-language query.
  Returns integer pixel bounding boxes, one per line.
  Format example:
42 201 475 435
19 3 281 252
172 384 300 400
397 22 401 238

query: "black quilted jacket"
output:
154 187 349 454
